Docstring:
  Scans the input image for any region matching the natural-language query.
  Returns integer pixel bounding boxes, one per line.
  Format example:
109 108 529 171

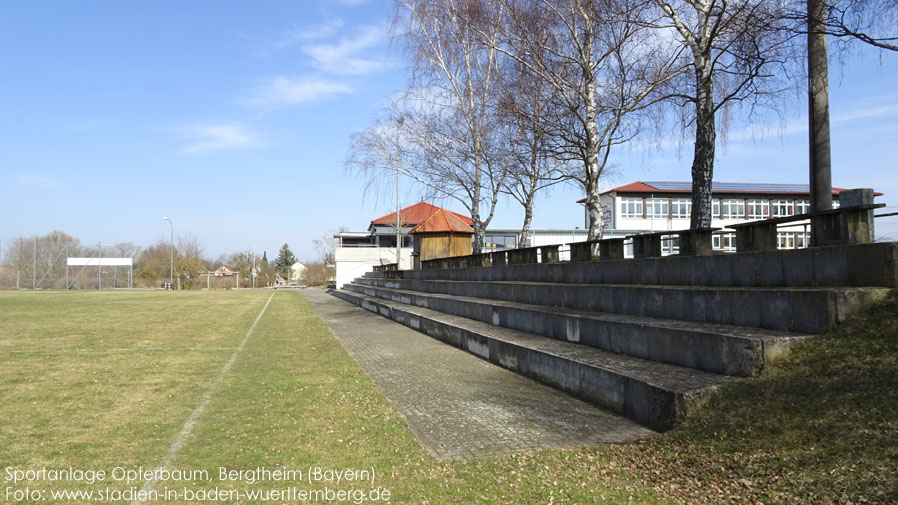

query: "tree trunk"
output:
690 61 716 229
518 200 533 248
472 221 484 254
472 135 484 254
808 0 832 216
585 177 604 241
582 16 605 242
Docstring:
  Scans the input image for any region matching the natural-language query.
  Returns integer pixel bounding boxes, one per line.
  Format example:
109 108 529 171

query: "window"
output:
772 199 794 217
645 198 669 219
484 234 517 251
832 200 840 209
747 199 769 219
721 199 745 219
620 197 643 218
712 232 736 252
796 199 810 214
712 199 720 217
671 198 691 219
662 236 679 255
777 231 811 250
777 232 796 249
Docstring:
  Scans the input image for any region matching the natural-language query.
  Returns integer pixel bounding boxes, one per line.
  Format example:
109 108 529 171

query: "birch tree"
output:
494 0 686 240
496 58 567 246
650 0 790 228
386 0 510 253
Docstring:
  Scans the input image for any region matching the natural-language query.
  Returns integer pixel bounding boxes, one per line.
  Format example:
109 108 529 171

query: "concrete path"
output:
302 288 654 460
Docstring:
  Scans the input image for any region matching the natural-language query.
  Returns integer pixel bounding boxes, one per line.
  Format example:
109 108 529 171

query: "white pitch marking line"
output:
3 347 238 355
132 291 276 505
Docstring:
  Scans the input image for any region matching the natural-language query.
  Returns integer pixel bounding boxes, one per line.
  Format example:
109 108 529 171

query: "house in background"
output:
334 202 474 288
213 265 236 277
580 181 882 254
410 208 475 267
289 261 306 283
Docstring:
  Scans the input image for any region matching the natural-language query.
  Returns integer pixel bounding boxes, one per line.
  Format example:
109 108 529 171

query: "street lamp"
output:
162 217 173 290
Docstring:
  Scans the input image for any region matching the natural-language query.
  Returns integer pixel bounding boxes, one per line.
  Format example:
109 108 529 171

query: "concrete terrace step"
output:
404 243 898 288
342 282 807 377
330 288 738 432
353 277 888 334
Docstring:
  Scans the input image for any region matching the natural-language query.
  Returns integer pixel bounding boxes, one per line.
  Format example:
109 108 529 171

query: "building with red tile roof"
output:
577 180 881 253
371 202 473 226
409 208 475 234
333 202 473 288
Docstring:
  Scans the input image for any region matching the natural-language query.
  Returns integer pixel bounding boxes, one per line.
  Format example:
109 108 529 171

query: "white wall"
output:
334 247 413 289
529 230 590 246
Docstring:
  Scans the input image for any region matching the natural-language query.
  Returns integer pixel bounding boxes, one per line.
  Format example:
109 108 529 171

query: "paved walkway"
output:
302 288 654 460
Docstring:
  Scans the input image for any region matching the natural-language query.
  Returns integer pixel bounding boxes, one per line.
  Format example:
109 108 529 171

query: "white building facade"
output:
585 181 874 254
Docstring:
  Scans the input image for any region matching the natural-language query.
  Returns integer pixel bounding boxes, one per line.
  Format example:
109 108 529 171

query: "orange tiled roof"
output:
371 202 473 226
409 208 475 234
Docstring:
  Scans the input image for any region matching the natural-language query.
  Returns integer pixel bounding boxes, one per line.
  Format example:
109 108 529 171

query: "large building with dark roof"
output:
582 181 881 253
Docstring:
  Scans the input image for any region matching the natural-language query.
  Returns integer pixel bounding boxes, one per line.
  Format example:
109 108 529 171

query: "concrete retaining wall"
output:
404 243 898 288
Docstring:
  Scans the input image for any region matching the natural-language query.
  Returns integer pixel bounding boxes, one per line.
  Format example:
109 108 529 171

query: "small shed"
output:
409 208 474 265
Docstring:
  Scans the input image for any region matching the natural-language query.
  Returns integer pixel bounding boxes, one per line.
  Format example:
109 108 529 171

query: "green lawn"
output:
1 289 895 504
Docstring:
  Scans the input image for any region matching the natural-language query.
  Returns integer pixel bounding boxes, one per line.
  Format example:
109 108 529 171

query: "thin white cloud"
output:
302 25 385 76
270 19 346 52
834 102 898 122
14 174 56 186
177 122 262 154
246 76 353 107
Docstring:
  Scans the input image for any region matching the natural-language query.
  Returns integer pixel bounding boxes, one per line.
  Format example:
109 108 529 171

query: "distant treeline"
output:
0 231 327 289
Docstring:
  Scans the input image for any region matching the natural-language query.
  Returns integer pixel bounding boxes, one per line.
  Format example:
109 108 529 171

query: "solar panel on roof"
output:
643 181 691 190
643 181 811 193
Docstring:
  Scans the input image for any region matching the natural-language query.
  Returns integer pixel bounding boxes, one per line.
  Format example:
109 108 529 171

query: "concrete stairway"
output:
330 243 896 431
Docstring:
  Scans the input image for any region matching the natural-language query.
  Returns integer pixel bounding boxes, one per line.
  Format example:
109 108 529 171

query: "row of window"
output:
708 231 810 252
620 197 816 220
619 230 813 257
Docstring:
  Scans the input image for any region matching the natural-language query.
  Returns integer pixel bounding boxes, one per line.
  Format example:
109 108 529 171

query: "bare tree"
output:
810 0 898 51
492 0 686 240
176 234 207 289
784 0 898 217
650 0 791 228
496 58 568 246
313 227 348 265
384 0 511 253
135 240 172 286
3 236 34 289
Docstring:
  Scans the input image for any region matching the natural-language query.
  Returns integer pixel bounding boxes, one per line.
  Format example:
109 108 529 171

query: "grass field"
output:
1 289 896 504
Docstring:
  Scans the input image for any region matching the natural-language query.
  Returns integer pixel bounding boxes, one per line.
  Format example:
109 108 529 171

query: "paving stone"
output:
301 288 655 460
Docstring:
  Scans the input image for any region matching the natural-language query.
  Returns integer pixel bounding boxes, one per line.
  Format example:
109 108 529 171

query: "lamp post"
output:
162 217 173 290
395 116 404 267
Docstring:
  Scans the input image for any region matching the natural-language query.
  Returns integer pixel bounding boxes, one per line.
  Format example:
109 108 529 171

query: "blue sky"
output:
2 1 896 262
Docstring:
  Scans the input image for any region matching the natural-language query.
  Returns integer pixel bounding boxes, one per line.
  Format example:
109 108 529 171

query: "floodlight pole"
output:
163 217 173 290
395 116 403 267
